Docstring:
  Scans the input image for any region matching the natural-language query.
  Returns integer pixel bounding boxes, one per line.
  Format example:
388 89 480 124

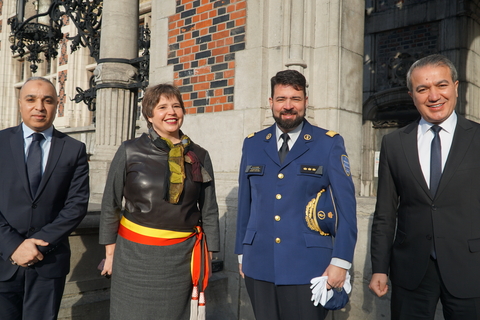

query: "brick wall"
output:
168 0 246 114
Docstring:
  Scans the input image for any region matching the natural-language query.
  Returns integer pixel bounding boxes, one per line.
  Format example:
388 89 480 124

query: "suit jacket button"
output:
426 235 432 240
275 238 281 243
32 204 37 209
29 227 35 232
274 215 281 221
278 173 284 179
276 194 282 200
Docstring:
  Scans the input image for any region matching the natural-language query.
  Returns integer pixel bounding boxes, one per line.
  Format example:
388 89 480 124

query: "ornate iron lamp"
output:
9 0 102 73
8 0 150 115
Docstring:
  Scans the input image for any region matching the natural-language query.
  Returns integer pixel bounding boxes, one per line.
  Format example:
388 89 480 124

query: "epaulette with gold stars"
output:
326 130 338 137
247 132 255 138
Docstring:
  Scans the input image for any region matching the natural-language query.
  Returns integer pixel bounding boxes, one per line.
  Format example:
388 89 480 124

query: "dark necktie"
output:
278 133 290 163
430 125 442 197
27 133 45 197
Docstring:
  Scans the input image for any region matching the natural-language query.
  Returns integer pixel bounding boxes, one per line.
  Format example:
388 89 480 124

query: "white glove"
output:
310 272 351 307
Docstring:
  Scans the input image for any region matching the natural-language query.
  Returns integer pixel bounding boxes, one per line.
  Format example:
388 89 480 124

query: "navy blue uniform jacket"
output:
235 120 357 285
0 124 89 280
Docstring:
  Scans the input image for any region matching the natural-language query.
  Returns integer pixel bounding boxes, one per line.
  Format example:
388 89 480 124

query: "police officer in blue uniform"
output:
235 70 357 320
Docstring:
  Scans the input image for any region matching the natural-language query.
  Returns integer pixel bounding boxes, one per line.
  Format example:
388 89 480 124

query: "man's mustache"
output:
280 110 298 115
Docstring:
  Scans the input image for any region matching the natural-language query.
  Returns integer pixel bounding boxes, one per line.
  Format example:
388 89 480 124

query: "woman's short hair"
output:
142 83 185 128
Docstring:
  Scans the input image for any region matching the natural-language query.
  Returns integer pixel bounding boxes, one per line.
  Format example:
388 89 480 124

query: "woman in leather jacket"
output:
99 83 220 320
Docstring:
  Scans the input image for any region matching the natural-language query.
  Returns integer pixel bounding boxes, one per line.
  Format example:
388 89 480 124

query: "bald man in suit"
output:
0 77 89 320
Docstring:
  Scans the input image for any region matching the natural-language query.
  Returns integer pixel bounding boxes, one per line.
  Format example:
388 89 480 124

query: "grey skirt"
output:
110 235 196 320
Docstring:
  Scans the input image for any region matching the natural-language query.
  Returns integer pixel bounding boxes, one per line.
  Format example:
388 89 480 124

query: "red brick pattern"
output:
59 33 69 66
58 70 67 117
168 0 246 114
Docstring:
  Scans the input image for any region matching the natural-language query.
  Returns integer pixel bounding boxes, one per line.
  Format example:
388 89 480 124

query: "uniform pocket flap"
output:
243 229 257 245
304 232 333 249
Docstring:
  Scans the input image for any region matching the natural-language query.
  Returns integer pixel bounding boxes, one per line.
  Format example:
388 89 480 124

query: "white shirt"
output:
275 122 303 151
417 112 456 187
22 123 54 174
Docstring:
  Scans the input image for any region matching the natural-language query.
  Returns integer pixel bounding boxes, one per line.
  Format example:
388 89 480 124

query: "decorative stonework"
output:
387 52 418 88
376 23 439 91
58 70 68 117
62 14 69 26
59 33 69 66
167 0 246 114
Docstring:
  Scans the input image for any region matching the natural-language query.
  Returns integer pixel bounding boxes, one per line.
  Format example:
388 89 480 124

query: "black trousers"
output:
391 258 480 320
0 267 66 320
245 276 328 320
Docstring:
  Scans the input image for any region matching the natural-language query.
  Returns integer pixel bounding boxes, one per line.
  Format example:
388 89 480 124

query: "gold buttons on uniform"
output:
276 194 282 199
278 173 284 179
275 238 281 243
274 215 281 221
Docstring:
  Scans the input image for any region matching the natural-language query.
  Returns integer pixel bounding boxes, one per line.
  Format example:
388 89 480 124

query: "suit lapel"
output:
36 129 65 199
436 115 475 198
9 125 31 197
400 121 432 198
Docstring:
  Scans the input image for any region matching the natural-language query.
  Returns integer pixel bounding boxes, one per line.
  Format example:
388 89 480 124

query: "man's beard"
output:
273 110 305 131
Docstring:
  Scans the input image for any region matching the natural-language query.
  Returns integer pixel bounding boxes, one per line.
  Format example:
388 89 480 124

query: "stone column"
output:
89 0 139 203
286 0 307 72
308 0 365 190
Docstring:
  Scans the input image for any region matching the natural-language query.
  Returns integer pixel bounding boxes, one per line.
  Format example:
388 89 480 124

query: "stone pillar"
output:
89 0 139 203
255 0 364 189
308 0 365 191
286 0 307 71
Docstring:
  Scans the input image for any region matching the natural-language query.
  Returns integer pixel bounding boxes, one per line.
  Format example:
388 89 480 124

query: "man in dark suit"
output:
0 77 89 320
369 54 480 319
235 70 357 320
